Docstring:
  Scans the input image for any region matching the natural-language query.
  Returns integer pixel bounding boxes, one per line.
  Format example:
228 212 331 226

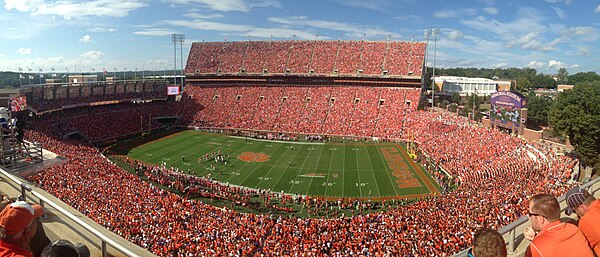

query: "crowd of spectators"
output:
185 40 425 76
180 84 421 138
21 90 578 255
29 101 181 142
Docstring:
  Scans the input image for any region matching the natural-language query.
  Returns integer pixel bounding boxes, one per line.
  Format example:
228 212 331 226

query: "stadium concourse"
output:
9 39 579 256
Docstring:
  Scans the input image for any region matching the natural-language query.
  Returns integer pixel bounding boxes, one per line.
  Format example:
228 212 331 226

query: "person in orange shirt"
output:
0 201 44 257
524 193 593 257
564 186 600 256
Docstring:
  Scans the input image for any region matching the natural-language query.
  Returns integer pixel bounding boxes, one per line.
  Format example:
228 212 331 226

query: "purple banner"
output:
490 91 527 108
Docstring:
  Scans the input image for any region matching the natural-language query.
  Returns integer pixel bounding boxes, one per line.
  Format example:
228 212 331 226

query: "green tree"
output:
548 81 600 169
568 71 599 85
516 75 533 92
526 91 552 128
531 73 557 89
465 92 481 119
557 68 568 84
450 92 461 104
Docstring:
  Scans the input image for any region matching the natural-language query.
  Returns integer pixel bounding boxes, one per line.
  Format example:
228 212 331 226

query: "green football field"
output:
125 130 440 199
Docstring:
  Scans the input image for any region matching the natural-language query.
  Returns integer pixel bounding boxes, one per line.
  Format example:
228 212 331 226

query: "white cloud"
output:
551 7 567 20
79 35 92 43
134 29 179 36
576 46 591 56
527 60 545 69
447 30 464 41
493 62 508 68
596 5 600 13
544 0 572 4
164 19 252 32
547 60 566 70
9 0 146 19
4 0 44 12
507 32 554 51
183 13 224 19
245 28 320 40
393 15 424 23
434 8 478 19
267 16 400 38
79 51 104 66
165 0 279 12
570 64 580 69
461 7 547 39
332 0 393 13
16 48 32 54
80 51 104 60
89 27 118 33
482 7 498 15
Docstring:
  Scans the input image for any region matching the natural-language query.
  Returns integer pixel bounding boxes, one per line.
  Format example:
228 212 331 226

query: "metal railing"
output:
0 168 142 257
454 176 600 257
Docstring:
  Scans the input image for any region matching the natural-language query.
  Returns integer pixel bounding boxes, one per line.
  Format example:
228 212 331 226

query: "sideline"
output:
396 144 441 196
229 136 325 145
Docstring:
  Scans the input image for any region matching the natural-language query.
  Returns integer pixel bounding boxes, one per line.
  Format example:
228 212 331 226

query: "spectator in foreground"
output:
565 186 600 256
468 228 507 257
524 193 594 257
0 201 44 257
41 239 90 257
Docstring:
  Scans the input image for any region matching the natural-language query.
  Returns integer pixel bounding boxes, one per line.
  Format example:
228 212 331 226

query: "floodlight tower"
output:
172 34 185 88
424 28 439 108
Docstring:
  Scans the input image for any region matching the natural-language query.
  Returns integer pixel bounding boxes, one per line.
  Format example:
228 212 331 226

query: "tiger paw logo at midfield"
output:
238 152 270 162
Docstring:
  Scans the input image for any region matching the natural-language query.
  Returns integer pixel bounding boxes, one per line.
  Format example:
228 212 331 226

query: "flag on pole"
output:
28 67 32 71
19 75 24 79
52 74 57 78
18 67 23 72
40 74 44 78
39 68 42 72
103 68 107 75
51 67 55 71
29 75 33 79
92 68 95 72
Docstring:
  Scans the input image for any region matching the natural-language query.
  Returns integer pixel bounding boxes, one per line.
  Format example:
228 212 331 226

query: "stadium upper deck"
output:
185 40 426 78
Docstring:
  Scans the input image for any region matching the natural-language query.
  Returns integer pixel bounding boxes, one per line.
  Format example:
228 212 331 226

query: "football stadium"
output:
0 38 598 257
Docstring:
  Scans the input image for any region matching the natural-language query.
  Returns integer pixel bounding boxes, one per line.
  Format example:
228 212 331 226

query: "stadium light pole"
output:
172 34 185 87
431 28 438 108
180 34 185 87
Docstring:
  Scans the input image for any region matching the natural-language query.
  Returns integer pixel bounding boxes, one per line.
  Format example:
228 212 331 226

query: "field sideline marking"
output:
229 136 325 145
374 145 400 196
396 144 441 196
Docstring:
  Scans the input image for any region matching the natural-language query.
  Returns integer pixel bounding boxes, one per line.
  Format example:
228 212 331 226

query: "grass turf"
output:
124 130 440 199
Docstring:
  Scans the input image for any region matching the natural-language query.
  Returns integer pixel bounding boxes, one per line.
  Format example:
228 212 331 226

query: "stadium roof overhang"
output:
185 74 422 88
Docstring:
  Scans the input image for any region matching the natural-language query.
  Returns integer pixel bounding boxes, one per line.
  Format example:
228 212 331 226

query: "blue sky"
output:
1 0 599 75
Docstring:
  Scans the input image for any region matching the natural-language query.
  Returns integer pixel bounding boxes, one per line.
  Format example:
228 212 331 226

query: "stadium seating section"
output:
185 40 426 76
180 85 420 138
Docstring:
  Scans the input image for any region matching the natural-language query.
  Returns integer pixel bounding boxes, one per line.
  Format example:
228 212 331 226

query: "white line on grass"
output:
229 136 325 145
